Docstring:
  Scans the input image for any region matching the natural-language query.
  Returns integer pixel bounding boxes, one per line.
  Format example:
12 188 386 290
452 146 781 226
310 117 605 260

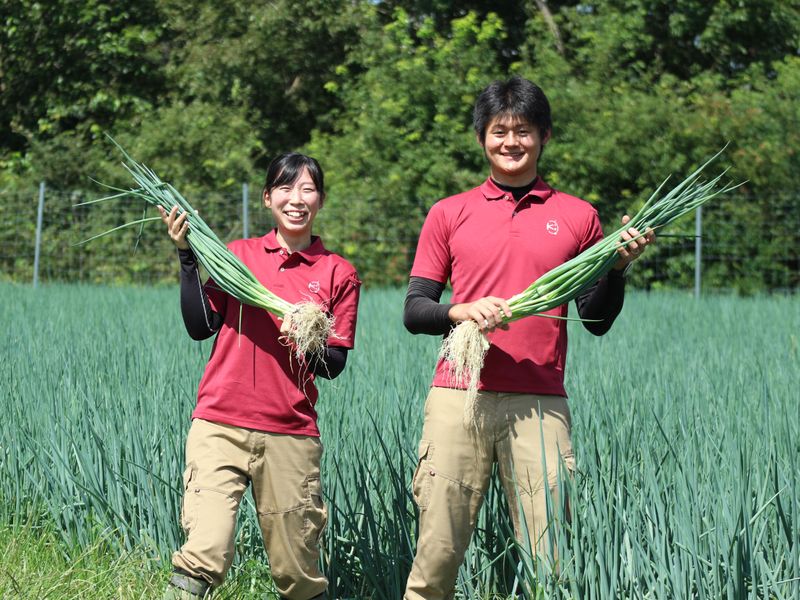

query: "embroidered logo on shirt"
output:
546 219 559 235
308 281 321 293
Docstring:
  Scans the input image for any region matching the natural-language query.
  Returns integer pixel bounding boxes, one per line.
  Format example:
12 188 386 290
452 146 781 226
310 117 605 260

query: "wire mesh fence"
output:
1 185 798 293
636 193 799 293
0 185 272 287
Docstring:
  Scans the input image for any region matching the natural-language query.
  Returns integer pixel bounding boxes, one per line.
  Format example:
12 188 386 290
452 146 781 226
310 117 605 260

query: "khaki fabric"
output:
172 419 328 599
404 387 574 600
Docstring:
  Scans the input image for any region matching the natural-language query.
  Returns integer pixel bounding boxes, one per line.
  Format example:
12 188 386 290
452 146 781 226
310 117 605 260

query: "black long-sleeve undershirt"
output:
179 248 224 339
574 270 626 335
403 277 454 335
176 248 347 379
403 271 625 337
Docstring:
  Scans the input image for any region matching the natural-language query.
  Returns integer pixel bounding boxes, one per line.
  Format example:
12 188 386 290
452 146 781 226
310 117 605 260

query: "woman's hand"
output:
158 205 190 250
448 296 511 333
614 215 656 270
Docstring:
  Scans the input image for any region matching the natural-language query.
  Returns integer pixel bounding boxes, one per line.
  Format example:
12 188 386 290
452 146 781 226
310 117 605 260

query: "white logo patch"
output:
308 280 320 294
546 219 559 236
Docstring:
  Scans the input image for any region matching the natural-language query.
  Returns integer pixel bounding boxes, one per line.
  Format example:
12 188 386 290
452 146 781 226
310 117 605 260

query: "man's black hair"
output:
473 76 552 143
263 153 325 200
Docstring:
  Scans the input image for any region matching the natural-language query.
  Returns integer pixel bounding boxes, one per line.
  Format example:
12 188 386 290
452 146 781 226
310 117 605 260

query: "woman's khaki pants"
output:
171 419 328 600
404 387 575 600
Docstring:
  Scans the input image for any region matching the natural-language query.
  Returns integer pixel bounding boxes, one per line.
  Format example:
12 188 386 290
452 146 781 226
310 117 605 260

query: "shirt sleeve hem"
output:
409 268 448 282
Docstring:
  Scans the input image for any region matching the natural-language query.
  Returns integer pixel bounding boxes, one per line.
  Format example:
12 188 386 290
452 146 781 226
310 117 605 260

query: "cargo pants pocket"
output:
180 463 197 533
302 475 328 547
411 440 434 511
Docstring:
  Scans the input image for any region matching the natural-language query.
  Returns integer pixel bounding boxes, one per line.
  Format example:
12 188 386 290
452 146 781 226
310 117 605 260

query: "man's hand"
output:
448 296 512 333
280 313 294 336
614 215 656 270
158 205 190 250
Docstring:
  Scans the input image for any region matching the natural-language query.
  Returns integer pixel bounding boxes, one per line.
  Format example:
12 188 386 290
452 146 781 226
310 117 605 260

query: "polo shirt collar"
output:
479 176 554 203
261 229 326 264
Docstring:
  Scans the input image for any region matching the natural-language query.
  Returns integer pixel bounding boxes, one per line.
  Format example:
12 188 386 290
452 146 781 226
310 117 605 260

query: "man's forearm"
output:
403 277 453 335
575 270 626 336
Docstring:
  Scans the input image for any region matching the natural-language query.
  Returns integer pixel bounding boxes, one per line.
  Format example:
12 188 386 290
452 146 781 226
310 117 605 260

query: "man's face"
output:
480 114 550 186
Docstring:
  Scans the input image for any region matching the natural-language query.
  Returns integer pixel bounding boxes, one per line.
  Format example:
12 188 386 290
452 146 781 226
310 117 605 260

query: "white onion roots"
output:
439 320 489 428
285 301 335 361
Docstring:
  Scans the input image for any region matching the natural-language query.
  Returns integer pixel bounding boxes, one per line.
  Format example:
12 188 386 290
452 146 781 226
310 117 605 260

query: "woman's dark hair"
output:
473 76 552 143
263 153 325 200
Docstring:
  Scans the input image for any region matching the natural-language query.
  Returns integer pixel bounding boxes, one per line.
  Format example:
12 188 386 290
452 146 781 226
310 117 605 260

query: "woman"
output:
159 153 360 600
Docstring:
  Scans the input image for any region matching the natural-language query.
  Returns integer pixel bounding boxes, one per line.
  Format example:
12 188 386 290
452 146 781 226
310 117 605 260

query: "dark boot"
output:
163 571 212 599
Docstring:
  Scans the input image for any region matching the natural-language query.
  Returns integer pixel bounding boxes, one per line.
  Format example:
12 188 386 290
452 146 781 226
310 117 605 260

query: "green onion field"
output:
1 283 798 598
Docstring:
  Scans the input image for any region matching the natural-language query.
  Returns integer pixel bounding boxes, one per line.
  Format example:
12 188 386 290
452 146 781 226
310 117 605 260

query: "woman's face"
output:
264 166 322 240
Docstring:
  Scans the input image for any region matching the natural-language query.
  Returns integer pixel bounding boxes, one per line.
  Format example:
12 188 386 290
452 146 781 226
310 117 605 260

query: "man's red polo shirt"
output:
193 230 360 436
411 177 603 397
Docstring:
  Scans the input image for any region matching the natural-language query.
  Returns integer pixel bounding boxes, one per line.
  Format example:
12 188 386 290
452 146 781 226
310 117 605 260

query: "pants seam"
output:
258 502 307 516
432 471 484 496
190 486 241 502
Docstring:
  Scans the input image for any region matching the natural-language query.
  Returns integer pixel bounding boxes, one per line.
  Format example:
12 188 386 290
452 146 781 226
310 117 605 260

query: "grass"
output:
0 519 521 600
0 521 284 599
0 521 164 599
1 282 798 598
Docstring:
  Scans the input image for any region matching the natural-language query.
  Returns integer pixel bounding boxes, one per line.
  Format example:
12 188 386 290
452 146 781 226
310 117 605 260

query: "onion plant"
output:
1 284 797 598
441 149 742 415
76 140 332 357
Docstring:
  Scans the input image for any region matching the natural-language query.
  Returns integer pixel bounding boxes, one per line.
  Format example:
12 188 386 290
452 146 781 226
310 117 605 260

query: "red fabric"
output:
193 230 360 436
411 177 603 396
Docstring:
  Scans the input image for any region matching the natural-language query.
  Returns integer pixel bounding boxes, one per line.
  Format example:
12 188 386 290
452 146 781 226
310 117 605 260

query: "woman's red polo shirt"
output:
192 230 361 436
411 177 603 397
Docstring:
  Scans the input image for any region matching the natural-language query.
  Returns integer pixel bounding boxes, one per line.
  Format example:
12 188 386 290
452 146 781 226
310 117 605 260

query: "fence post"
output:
694 206 702 299
242 182 249 239
33 182 45 288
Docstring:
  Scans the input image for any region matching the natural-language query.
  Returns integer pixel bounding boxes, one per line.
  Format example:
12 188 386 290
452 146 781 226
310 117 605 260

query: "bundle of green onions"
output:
78 142 333 358
441 149 740 421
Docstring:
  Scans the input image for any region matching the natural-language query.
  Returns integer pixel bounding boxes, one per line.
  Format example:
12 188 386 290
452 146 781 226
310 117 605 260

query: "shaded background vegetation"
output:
1 0 798 288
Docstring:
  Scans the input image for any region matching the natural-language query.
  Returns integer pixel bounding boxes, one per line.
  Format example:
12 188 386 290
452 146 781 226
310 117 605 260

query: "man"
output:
402 76 654 599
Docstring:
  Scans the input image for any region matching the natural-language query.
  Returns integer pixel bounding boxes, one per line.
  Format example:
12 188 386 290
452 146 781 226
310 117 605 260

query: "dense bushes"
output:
1 1 798 287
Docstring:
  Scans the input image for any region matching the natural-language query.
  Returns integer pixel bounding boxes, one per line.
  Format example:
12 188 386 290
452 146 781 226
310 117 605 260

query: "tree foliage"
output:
0 0 166 151
308 8 506 281
0 0 798 290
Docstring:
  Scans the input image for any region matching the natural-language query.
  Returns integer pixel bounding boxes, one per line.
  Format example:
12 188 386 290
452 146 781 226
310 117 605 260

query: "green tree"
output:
531 0 800 84
517 3 800 291
1 0 797 290
0 0 167 154
375 0 530 66
159 0 369 166
308 8 507 284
